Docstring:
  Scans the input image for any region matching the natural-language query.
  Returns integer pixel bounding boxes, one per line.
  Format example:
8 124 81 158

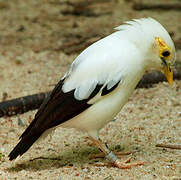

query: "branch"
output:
0 92 49 117
156 144 181 150
0 69 181 118
133 2 181 11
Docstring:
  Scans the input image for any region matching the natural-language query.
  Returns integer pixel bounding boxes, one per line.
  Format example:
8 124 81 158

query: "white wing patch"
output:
62 70 122 102
74 80 98 100
106 73 122 90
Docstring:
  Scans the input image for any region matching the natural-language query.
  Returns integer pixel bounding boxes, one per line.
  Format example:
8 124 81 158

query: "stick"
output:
0 70 181 118
156 144 181 150
0 92 49 117
59 0 112 17
133 3 181 11
30 156 61 161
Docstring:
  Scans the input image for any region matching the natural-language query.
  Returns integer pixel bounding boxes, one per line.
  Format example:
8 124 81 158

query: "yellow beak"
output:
163 65 173 86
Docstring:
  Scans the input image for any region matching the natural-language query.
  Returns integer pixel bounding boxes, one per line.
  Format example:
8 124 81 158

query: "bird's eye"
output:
162 50 170 57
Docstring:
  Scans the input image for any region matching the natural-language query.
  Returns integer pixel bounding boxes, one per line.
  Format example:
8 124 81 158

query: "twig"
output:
58 0 112 17
0 69 181 118
156 144 181 150
133 3 181 11
61 9 111 17
49 0 110 7
30 156 61 161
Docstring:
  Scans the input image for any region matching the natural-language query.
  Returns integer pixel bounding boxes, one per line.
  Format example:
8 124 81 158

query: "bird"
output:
9 17 176 169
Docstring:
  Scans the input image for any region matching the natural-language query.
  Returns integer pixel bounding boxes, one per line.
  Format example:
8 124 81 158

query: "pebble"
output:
82 168 88 173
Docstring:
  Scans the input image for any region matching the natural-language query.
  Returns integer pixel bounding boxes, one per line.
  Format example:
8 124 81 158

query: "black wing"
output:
9 78 121 160
9 79 102 160
21 79 103 138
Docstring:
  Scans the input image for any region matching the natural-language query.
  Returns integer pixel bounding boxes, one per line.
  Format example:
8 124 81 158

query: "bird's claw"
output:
114 158 144 169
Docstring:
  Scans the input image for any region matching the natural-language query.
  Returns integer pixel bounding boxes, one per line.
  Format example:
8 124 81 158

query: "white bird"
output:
9 17 176 169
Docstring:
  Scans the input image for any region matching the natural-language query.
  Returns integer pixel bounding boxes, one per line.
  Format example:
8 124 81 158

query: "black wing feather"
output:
20 80 103 138
9 80 103 160
9 78 120 160
101 81 120 96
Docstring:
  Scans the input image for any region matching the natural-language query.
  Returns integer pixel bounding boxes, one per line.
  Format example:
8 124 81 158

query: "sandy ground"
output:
0 0 181 179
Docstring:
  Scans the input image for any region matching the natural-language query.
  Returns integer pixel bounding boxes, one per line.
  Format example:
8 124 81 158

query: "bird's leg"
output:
90 137 144 169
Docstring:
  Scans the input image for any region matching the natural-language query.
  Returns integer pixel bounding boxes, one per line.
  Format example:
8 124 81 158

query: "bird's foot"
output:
89 150 136 159
89 137 144 169
93 157 144 169
106 151 144 169
94 158 144 169
113 157 144 169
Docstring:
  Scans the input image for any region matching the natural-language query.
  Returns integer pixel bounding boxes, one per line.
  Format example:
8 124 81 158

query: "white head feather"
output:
115 18 175 56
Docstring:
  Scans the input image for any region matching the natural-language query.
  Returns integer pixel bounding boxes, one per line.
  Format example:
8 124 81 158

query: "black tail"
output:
9 132 42 160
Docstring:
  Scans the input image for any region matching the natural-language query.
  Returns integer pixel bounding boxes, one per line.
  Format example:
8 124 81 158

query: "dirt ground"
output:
0 0 181 179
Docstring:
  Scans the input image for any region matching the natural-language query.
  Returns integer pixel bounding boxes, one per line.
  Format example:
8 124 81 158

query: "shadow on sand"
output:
6 145 102 172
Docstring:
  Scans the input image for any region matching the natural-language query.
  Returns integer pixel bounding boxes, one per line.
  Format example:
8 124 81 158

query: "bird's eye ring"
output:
162 50 170 57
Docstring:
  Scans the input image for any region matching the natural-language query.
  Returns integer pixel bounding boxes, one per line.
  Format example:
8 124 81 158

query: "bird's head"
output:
116 18 176 85
149 36 175 85
140 19 176 86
